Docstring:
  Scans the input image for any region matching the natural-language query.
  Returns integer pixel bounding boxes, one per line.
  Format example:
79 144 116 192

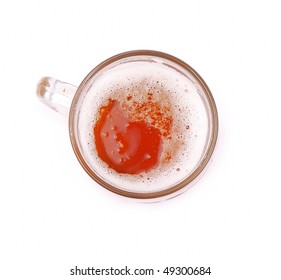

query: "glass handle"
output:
36 77 77 116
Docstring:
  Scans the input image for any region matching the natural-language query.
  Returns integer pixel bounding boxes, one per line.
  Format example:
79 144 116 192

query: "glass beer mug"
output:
37 50 218 200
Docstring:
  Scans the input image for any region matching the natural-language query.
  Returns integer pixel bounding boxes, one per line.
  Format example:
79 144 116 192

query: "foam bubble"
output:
77 58 209 193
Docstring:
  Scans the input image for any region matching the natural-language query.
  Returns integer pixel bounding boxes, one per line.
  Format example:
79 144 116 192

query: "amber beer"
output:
77 57 209 194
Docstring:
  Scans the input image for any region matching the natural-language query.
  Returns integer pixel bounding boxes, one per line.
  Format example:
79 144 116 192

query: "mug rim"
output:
69 50 219 200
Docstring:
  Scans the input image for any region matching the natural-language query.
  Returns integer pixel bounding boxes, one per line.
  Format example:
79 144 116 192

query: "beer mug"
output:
37 50 218 200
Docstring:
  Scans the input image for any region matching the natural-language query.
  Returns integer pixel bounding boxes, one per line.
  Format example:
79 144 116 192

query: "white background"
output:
1 0 281 279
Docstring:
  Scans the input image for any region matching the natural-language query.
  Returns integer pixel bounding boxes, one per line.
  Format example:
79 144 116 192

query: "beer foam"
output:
77 59 209 194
